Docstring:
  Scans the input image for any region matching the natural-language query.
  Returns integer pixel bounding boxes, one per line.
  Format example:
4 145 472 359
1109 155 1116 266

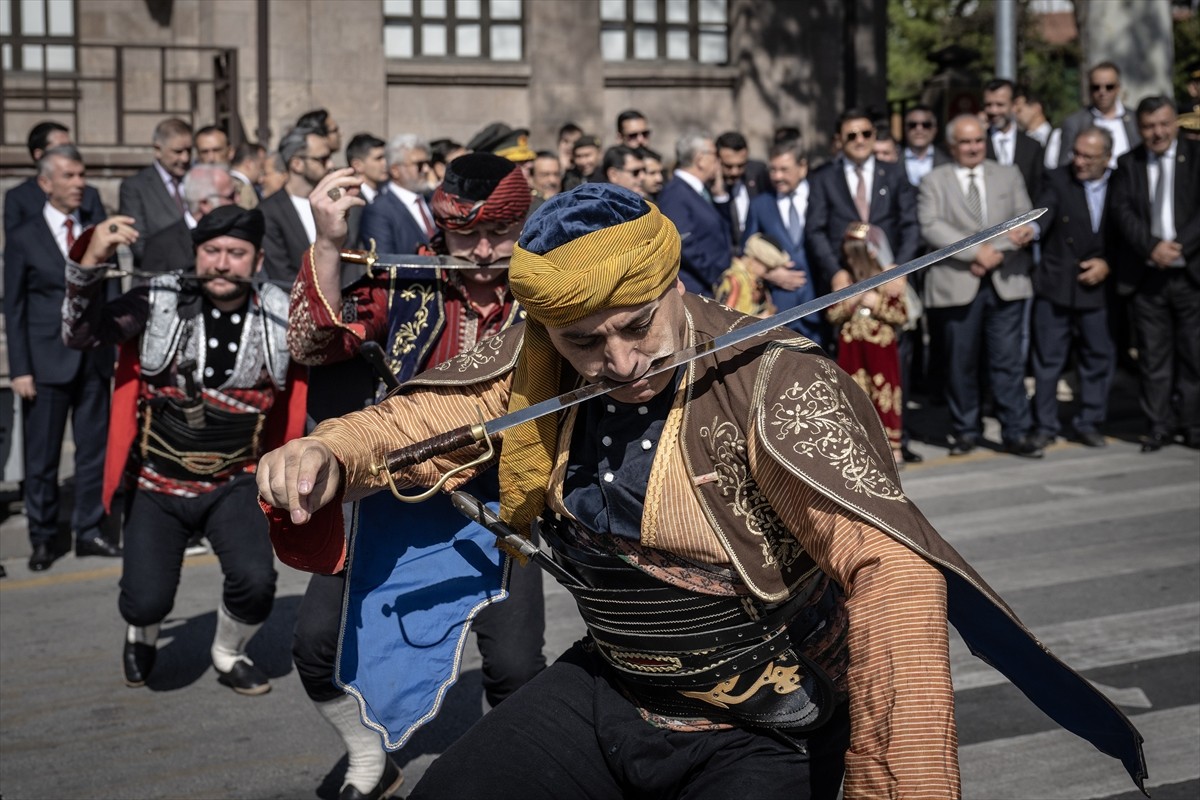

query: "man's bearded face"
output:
195 235 261 304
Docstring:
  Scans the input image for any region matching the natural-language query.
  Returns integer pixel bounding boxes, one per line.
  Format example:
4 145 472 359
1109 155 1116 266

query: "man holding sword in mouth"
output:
259 183 1145 799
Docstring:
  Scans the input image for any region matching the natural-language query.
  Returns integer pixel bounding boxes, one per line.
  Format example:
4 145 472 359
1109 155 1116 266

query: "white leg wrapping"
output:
126 623 160 646
210 604 261 673
314 693 386 794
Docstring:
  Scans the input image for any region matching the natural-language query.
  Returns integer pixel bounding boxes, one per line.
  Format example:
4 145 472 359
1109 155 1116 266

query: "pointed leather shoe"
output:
28 543 56 572
1140 432 1170 453
76 536 122 558
216 659 271 696
124 641 156 687
1076 431 1107 448
339 758 404 800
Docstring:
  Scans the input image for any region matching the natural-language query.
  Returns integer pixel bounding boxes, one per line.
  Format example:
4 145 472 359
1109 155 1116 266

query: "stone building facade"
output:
1 0 885 214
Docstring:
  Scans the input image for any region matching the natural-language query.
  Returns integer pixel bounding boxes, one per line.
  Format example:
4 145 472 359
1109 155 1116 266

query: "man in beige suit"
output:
919 114 1042 458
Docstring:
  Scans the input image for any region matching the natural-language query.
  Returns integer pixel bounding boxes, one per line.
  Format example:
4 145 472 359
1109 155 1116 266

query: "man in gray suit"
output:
918 114 1042 458
118 118 193 266
1058 62 1140 168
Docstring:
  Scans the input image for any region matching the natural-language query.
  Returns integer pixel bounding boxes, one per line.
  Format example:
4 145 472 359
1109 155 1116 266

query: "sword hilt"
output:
339 238 378 268
376 422 489 474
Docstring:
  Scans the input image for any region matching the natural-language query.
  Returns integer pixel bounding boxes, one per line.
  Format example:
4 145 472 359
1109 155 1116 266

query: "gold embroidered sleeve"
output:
307 374 513 501
750 436 960 799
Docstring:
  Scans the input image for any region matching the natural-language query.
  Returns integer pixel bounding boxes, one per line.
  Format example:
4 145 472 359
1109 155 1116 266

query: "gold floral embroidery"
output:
838 313 897 347
848 369 902 416
768 361 905 501
698 417 804 570
389 283 436 361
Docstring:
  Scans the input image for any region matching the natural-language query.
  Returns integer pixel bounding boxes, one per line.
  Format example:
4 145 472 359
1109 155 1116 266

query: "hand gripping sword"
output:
369 209 1045 490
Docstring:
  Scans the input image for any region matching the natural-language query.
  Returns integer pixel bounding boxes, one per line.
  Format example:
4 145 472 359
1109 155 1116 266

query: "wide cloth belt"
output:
140 399 265 482
536 515 840 733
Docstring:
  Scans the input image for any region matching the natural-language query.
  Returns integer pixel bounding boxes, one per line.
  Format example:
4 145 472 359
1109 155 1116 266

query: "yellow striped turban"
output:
500 184 681 532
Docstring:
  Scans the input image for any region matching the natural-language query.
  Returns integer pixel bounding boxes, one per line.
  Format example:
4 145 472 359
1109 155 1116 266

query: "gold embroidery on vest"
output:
389 282 435 361
768 361 905 501
698 416 804 570
433 333 508 373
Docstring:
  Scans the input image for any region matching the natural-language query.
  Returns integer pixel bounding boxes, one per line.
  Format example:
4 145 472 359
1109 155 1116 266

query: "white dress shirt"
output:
843 155 875 212
952 164 989 222
1091 102 1131 167
990 126 1017 166
776 181 809 237
43 203 81 258
904 146 936 186
289 193 317 244
388 182 434 235
1148 140 1183 265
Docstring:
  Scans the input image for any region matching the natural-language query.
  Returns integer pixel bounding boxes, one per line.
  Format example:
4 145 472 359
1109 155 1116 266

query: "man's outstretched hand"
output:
257 438 343 525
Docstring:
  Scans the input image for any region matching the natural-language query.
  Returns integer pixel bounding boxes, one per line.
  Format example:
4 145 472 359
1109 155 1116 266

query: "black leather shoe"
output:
1028 432 1055 450
124 641 156 687
76 536 122 558
216 659 271 696
1075 431 1107 448
948 437 977 457
28 543 56 572
1004 436 1045 458
900 445 924 464
339 757 404 800
1140 433 1170 453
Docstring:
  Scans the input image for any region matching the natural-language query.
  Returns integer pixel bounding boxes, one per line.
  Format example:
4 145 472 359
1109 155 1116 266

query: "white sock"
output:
314 693 386 794
210 604 261 672
126 623 160 646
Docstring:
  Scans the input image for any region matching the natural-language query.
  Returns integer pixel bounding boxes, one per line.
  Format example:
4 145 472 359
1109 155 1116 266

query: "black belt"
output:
537 515 840 733
140 399 264 481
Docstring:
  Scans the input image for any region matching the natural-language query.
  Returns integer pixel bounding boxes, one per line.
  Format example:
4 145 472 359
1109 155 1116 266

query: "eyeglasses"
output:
624 130 651 141
1091 83 1117 92
906 120 934 130
843 129 876 142
619 166 646 176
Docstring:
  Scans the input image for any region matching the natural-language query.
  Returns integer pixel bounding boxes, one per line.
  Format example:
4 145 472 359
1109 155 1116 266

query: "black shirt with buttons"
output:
562 370 682 540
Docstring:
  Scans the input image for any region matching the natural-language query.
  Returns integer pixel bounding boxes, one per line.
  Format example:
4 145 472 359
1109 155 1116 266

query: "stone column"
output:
527 0 605 150
1078 0 1174 108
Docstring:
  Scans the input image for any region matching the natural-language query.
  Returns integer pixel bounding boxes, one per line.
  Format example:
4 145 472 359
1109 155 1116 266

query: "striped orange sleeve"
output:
751 437 961 799
307 374 512 501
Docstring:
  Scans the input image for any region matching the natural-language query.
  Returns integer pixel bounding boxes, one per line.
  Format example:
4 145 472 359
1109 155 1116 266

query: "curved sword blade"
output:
472 209 1045 439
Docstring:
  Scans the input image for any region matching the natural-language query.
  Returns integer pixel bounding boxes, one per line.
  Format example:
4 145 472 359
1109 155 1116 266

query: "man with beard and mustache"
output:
280 153 545 800
62 206 308 696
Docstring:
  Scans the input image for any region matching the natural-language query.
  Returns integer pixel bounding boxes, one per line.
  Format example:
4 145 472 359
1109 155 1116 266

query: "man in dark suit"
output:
656 131 731 296
141 164 238 274
118 118 193 266
714 131 770 247
1058 62 1141 168
2 145 119 571
1029 128 1117 449
806 108 920 289
1108 96 1200 451
359 133 436 263
5 122 107 238
346 133 388 205
901 105 951 188
259 126 332 285
984 78 1045 200
918 115 1043 458
742 138 822 344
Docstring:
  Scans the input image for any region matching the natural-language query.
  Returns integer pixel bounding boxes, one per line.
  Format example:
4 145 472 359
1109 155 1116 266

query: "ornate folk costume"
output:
65 207 306 694
267 187 1145 798
283 154 545 796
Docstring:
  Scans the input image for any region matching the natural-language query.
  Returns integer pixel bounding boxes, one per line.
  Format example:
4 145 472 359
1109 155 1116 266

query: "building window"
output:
600 0 727 64
383 0 523 61
1 0 76 72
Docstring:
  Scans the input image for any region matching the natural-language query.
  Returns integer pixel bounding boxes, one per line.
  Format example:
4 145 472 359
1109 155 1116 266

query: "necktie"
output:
1150 157 1166 240
63 218 76 251
996 137 1008 165
854 164 869 221
701 186 713 204
170 179 185 214
787 196 802 246
965 172 983 226
415 198 435 238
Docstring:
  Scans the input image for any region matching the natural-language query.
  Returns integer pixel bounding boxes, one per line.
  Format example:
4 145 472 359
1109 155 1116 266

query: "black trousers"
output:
1030 298 1114 437
411 641 850 800
118 473 277 627
293 543 547 706
21 358 109 545
1131 271 1200 439
929 280 1032 442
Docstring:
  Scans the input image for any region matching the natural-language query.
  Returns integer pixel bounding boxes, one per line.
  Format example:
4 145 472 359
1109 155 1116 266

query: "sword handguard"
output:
339 238 378 268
